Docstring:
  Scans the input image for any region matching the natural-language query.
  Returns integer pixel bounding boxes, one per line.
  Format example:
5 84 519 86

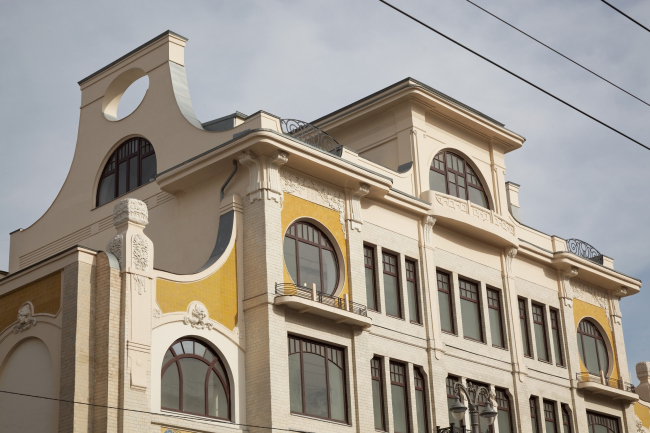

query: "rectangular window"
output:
532 304 550 362
587 411 620 433
414 368 427 433
371 357 385 431
446 376 465 428
496 389 512 433
364 246 379 311
406 260 421 324
390 362 409 433
383 253 402 318
287 336 347 422
561 405 571 433
437 271 455 334
459 279 483 342
550 309 564 366
530 397 539 433
544 401 557 433
487 289 505 348
519 299 532 358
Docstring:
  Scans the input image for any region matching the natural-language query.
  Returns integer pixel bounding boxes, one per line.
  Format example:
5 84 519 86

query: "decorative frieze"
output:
113 198 148 226
434 192 515 236
13 302 37 333
571 279 609 315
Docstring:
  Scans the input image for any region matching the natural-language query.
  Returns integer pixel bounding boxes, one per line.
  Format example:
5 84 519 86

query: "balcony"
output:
421 190 518 247
274 283 372 329
576 373 638 402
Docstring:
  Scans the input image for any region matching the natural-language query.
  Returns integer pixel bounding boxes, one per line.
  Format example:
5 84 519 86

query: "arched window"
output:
161 338 231 420
587 412 619 433
430 151 489 208
283 221 339 296
577 320 609 376
97 137 156 207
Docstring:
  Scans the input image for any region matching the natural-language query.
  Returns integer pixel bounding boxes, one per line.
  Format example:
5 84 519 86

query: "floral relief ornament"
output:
184 302 213 330
571 280 609 315
131 234 148 271
13 302 37 333
107 234 123 269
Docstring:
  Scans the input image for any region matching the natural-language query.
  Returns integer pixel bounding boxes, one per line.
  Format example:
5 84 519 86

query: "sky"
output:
1 0 649 382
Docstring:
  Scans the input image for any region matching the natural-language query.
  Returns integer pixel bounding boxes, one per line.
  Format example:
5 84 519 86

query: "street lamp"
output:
439 383 497 433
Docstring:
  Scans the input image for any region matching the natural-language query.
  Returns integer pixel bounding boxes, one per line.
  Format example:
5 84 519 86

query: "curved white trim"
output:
152 311 243 349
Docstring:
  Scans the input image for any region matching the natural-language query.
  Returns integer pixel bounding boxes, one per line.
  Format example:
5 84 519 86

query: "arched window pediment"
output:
96 137 156 207
429 150 490 209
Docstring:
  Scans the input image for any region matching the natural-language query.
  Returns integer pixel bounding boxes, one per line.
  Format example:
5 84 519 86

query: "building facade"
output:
1 30 648 433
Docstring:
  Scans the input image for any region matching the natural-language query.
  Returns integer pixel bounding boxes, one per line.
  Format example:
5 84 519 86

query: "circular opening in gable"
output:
116 76 149 120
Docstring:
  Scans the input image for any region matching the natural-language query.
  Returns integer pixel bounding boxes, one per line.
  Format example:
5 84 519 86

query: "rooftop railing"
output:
280 119 342 155
566 239 604 265
576 372 635 393
275 282 368 317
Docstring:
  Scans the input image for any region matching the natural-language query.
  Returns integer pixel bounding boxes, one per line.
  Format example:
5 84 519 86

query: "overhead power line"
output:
465 0 650 108
601 0 650 33
0 389 316 433
377 0 650 152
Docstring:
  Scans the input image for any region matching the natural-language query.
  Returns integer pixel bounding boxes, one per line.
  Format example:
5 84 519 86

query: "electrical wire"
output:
377 0 650 152
601 0 650 34
0 389 315 433
465 0 650 108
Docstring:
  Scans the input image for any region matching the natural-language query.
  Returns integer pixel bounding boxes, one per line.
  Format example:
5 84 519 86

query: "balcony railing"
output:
275 283 368 317
280 119 342 155
576 372 635 393
566 239 604 265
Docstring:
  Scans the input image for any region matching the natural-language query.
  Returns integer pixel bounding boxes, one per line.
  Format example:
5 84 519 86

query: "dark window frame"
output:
495 388 512 433
160 338 231 420
459 278 484 342
487 288 506 349
550 309 565 367
97 137 156 207
519 299 532 358
587 411 620 433
371 357 386 431
288 335 348 423
561 405 571 433
364 245 380 312
532 303 550 362
405 259 421 324
430 150 490 209
544 400 558 433
284 221 340 296
446 376 465 429
530 396 539 432
577 319 610 375
390 361 410 433
414 368 428 433
382 252 403 319
437 270 456 334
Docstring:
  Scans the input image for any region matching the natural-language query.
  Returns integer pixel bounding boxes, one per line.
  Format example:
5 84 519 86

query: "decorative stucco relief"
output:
637 416 650 433
559 267 579 308
13 302 37 333
131 234 148 271
434 192 515 236
184 301 213 330
113 198 149 226
423 216 436 244
347 183 370 232
571 280 610 316
505 247 517 275
132 274 147 295
280 168 346 237
107 234 123 269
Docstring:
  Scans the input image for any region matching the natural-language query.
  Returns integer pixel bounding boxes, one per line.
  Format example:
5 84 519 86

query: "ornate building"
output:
1 30 648 433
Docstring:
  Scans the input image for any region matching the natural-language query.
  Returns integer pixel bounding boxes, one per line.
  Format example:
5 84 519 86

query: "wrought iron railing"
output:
436 426 468 433
275 283 368 317
566 239 604 264
280 119 341 154
576 372 635 393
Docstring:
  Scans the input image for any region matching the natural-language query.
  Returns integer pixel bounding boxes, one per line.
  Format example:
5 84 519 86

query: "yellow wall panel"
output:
635 402 650 429
573 298 619 380
281 193 349 299
156 244 238 331
0 272 61 333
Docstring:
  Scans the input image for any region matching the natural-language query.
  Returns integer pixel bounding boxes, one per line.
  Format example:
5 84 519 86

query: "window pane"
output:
461 299 482 341
141 153 157 184
597 340 609 374
535 323 548 361
322 250 337 296
438 291 453 333
546 421 557 433
468 187 488 208
407 280 419 323
298 242 321 291
97 174 116 206
328 361 346 422
552 330 562 366
283 238 298 284
489 308 503 347
391 384 408 433
179 358 208 414
582 335 600 375
372 379 384 430
498 409 511 433
208 371 228 418
365 267 377 311
303 353 328 418
118 161 128 196
163 349 173 366
161 362 179 410
182 341 193 354
521 317 531 356
129 156 138 191
416 389 426 433
430 170 447 193
384 273 401 317
289 353 303 413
